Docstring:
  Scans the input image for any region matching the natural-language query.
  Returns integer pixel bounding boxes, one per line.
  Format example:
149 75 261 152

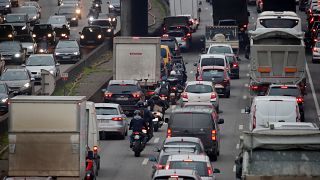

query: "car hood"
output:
21 42 34 48
0 93 8 100
55 47 78 53
96 115 121 120
0 2 9 6
26 65 55 73
2 80 29 88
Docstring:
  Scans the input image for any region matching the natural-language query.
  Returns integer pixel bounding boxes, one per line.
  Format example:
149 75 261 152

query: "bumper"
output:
98 125 125 134
312 53 320 60
55 54 81 63
80 39 103 46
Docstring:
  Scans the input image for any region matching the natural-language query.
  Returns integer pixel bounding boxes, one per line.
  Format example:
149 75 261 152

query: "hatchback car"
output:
32 24 56 44
153 169 202 180
79 26 104 46
312 41 320 63
166 107 224 161
0 82 12 112
89 19 114 37
16 6 40 25
194 54 230 78
181 81 219 111
197 66 231 98
95 103 127 140
225 54 240 79
54 40 81 63
0 24 15 42
165 154 220 179
102 80 144 114
57 5 79 26
0 68 34 95
0 41 26 64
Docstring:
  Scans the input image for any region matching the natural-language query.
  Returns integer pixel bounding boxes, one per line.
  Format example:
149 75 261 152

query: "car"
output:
0 24 15 42
102 80 145 114
57 5 79 26
79 26 105 46
32 24 56 44
94 103 128 140
165 154 220 179
168 25 192 40
162 137 206 154
197 66 231 98
0 0 11 14
167 30 190 50
166 107 224 161
160 34 181 56
59 0 80 7
16 6 40 25
178 14 198 32
98 12 117 27
194 54 230 80
152 169 202 180
21 1 41 18
312 41 320 63
181 81 219 111
15 34 37 56
0 41 26 64
47 15 69 30
207 44 234 55
107 0 120 15
266 84 305 121
54 40 81 63
24 54 60 84
0 68 34 95
245 96 301 131
89 19 114 37
4 14 30 36
161 45 172 66
225 53 240 79
5 22 30 36
0 82 13 113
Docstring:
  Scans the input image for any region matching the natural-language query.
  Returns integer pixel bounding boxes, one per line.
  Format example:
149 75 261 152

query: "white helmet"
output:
170 70 176 76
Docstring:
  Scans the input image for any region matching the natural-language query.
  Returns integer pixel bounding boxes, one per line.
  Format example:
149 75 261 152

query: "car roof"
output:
200 54 226 59
109 80 138 85
259 11 299 17
153 169 198 177
94 103 120 108
267 122 318 130
201 65 226 70
254 96 297 102
164 137 202 144
167 154 210 162
186 81 213 86
172 107 213 114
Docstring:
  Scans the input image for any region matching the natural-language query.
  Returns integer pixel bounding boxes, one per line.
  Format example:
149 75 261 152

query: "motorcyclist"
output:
129 110 148 148
38 36 48 53
149 94 169 115
60 24 70 37
85 150 95 179
155 81 170 98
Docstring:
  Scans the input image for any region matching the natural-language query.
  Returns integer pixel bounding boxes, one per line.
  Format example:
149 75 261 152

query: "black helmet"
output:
136 100 145 108
134 110 141 116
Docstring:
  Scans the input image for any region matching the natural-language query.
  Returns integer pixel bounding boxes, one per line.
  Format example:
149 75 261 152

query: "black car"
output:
79 26 104 46
225 54 240 79
89 19 114 37
0 82 13 112
0 0 11 14
98 12 117 27
0 41 26 64
166 107 224 161
0 68 34 95
160 34 181 56
102 80 145 115
57 5 79 26
54 40 81 63
32 24 56 44
0 24 15 42
107 0 120 15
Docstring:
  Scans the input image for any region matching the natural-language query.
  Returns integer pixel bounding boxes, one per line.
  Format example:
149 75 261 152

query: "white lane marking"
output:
190 71 194 74
244 83 249 87
241 109 245 114
246 73 250 77
243 95 247 100
236 144 240 149
233 165 236 172
306 63 320 121
154 137 160 144
239 125 243 130
247 64 251 68
142 158 149 165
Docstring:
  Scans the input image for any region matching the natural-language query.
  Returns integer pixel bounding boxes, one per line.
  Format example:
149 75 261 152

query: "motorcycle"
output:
92 2 101 13
85 170 95 180
131 131 146 157
37 40 49 54
152 104 164 132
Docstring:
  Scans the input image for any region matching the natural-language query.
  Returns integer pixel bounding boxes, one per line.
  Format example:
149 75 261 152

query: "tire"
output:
125 129 128 136
133 142 141 157
154 124 159 132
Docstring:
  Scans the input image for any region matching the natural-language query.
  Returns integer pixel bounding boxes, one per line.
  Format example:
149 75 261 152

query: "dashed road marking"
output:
205 7 208 10
236 143 240 149
239 125 243 130
241 109 245 114
306 63 320 121
248 64 251 68
142 158 149 165
233 165 236 172
154 137 160 144
244 83 249 87
243 95 247 100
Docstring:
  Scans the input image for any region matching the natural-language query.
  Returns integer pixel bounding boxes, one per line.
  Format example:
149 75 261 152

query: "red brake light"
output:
104 92 112 98
132 92 141 98
280 86 288 89
112 117 123 121
182 92 188 99
187 33 191 37
210 92 217 100
313 47 318 52
250 85 258 91
197 76 203 81
233 63 239 68
156 164 164 169
211 130 216 141
170 175 178 178
296 97 304 103
167 128 172 138
208 166 213 176
86 174 91 180
182 37 187 41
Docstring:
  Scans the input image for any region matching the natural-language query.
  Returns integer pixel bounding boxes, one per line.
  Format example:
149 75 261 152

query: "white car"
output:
207 44 234 55
47 15 69 29
24 54 60 83
312 41 320 63
194 54 230 76
182 81 219 111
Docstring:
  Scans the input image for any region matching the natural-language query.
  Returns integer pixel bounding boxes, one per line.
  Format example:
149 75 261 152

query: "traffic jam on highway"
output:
1 0 320 179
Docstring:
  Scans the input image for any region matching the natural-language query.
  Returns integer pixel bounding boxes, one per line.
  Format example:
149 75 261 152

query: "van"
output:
245 96 300 131
166 107 224 161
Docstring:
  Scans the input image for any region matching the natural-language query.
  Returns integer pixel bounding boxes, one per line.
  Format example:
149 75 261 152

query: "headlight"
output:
97 34 102 39
61 33 66 37
109 4 114 8
55 52 61 55
14 53 21 58
49 70 54 75
32 34 36 37
95 3 99 7
32 16 37 19
24 83 30 88
1 98 8 103
108 18 111 21
5 5 9 8
80 35 84 39
8 34 12 38
39 49 44 53
47 33 52 37
72 17 77 20
107 29 111 32
73 52 79 55
28 45 33 50
112 18 116 21
76 9 81 14
89 16 94 21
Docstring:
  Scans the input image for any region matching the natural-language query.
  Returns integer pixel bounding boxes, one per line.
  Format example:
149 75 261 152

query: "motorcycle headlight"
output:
14 53 21 58
95 3 99 7
8 34 12 38
32 16 37 19
24 83 30 88
73 52 79 55
32 34 36 38
55 52 61 55
109 4 114 8
1 98 8 103
97 34 102 39
47 33 52 37
61 33 66 36
108 18 111 21
5 4 9 7
28 45 33 50
112 18 116 21
107 29 111 32
89 16 94 21
39 49 44 53
72 17 77 20
76 9 81 14
80 35 84 39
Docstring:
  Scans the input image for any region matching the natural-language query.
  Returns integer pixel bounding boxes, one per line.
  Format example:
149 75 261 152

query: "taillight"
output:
296 97 304 103
250 85 258 91
211 130 216 141
210 93 217 100
86 174 91 180
112 117 123 121
233 63 239 68
187 33 191 37
182 92 188 99
167 128 172 138
165 164 170 170
182 37 187 41
132 92 141 98
104 92 112 98
208 166 213 176
313 47 318 52
156 164 164 169
171 86 177 91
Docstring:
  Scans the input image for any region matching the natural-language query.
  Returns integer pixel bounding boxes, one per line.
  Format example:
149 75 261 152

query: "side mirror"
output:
149 156 157 162
218 118 224 124
193 62 197 66
244 106 250 114
21 64 26 67
30 77 35 81
213 168 220 173
165 117 169 123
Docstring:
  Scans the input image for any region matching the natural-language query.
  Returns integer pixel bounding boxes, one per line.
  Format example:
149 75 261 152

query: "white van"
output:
246 96 300 131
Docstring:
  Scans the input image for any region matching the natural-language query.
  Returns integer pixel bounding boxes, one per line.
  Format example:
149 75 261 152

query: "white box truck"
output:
5 96 100 180
113 37 161 91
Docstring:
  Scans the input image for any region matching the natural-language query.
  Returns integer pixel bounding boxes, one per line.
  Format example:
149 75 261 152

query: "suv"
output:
0 24 15 42
32 24 56 44
194 54 230 78
0 68 34 95
166 107 224 161
0 41 26 64
79 26 104 46
102 80 145 114
266 84 305 121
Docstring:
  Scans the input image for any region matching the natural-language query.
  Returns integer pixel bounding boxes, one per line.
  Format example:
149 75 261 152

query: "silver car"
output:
182 81 219 111
312 41 320 63
95 103 128 140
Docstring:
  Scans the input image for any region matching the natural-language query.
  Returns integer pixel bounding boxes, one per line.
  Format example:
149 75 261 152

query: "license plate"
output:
98 123 109 128
62 56 70 59
88 40 94 43
134 135 140 140
116 97 128 101
153 118 159 122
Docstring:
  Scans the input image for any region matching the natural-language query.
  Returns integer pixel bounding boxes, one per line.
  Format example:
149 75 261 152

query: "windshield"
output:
169 161 208 176
48 17 66 24
91 20 111 26
0 84 7 94
26 56 55 66
186 84 213 93
57 41 78 49
208 46 232 54
205 26 238 40
202 69 224 80
5 14 26 22
0 42 20 51
15 35 33 42
168 31 184 37
107 84 139 93
201 58 225 67
260 19 299 28
16 7 37 14
95 107 118 115
1 71 28 81
268 87 301 97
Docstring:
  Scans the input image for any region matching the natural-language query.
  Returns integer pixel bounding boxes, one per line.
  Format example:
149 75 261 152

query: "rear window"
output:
171 113 192 127
185 84 213 93
155 177 195 180
107 84 139 93
165 142 202 153
192 113 212 128
208 46 232 54
168 31 184 37
95 107 118 115
169 161 208 176
260 19 299 28
201 58 225 67
268 87 300 97
202 69 224 79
